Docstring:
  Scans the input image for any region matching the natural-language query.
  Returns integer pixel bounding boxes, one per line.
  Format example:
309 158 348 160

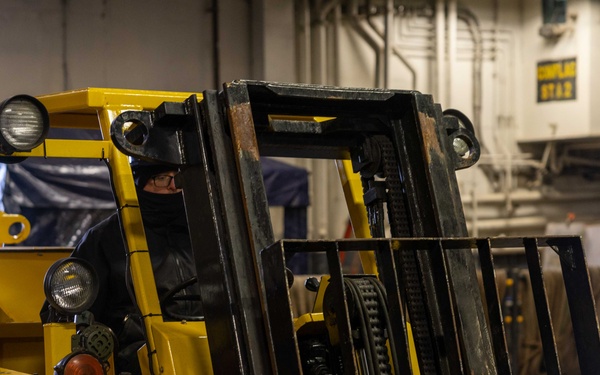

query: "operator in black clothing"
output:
41 161 202 375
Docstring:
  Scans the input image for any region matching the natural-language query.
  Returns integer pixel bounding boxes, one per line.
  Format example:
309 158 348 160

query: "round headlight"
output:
44 258 99 315
0 94 49 154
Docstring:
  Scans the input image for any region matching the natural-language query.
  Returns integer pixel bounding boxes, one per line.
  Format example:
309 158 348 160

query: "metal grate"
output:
262 236 600 374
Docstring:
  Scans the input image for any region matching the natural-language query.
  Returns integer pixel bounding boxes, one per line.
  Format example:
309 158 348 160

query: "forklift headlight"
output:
0 94 49 154
44 258 99 315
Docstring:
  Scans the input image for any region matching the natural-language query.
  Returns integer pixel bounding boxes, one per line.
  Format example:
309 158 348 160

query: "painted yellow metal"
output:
90 90 203 374
0 250 70 322
294 312 324 330
75 90 203 374
0 249 69 374
0 88 206 374
0 213 30 245
335 159 378 275
43 139 109 158
37 87 201 119
0 322 45 374
43 323 76 375
137 344 151 374
310 275 330 314
0 367 32 375
11 139 112 159
148 321 213 374
293 312 325 337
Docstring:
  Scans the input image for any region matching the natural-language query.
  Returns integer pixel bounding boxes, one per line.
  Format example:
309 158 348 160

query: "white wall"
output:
520 0 593 140
2 0 600 240
0 0 298 96
0 0 254 98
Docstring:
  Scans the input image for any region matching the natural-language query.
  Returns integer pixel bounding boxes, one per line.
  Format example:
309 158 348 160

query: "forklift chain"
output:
363 135 437 374
345 277 392 374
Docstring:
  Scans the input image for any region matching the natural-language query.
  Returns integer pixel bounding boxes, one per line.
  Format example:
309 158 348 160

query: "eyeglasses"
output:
150 174 177 188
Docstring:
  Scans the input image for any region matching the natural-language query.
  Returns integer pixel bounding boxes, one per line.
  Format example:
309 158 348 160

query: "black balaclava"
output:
136 188 188 229
131 161 188 228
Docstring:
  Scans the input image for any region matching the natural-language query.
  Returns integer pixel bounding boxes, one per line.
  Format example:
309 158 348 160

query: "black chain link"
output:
361 135 437 374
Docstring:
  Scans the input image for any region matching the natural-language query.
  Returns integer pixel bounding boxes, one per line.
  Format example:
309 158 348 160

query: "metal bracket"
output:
0 212 30 244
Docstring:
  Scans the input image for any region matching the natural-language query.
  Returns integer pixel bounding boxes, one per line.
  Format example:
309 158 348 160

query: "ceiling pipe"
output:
323 0 343 86
61 0 69 90
349 0 385 87
462 190 600 205
364 0 418 89
294 0 312 83
317 1 341 239
332 5 343 86
314 0 342 85
435 0 446 103
447 0 457 106
458 6 483 138
383 0 393 88
467 216 548 232
318 0 340 22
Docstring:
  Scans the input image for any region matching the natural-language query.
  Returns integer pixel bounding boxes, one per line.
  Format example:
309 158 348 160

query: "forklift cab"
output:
0 89 212 374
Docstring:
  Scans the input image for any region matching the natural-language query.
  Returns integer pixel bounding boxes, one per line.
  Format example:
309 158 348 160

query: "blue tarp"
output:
2 156 309 255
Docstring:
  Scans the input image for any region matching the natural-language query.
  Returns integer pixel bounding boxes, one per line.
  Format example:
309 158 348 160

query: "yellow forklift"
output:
0 81 599 374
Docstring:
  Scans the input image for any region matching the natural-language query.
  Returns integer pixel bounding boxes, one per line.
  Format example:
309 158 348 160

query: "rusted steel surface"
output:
109 81 599 375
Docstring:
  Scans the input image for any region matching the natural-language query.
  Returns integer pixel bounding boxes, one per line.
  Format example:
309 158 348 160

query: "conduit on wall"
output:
301 0 418 89
61 0 69 90
292 0 480 238
293 0 530 238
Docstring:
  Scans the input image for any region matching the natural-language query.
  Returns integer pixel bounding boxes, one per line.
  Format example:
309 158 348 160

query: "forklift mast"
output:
108 80 600 375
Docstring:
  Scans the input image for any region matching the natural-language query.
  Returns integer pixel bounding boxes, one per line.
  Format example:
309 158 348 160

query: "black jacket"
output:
42 190 201 374
80 211 199 316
